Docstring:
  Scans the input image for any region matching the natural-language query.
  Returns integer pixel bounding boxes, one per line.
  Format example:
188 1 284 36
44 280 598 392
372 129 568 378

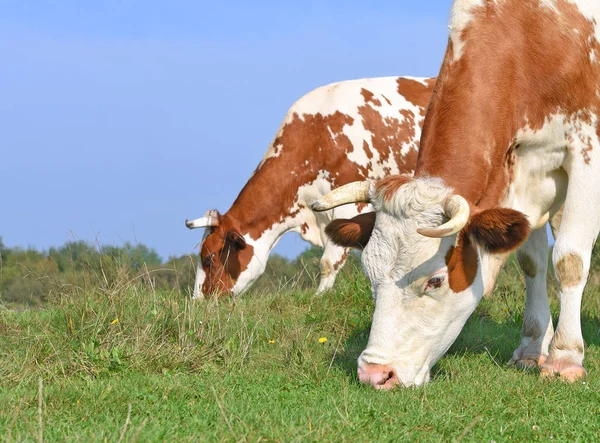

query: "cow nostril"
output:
377 370 395 385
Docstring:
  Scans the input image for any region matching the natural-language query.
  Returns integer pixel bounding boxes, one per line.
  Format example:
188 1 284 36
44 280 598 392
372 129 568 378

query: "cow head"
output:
313 176 530 388
186 210 256 298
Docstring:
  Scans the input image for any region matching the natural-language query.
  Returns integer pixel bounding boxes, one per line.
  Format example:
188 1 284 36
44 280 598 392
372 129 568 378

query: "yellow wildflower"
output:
268 339 275 344
111 318 119 325
318 337 327 344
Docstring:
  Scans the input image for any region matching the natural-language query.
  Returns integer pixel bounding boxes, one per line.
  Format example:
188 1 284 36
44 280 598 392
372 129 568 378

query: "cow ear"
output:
325 212 375 250
225 230 246 250
465 208 530 253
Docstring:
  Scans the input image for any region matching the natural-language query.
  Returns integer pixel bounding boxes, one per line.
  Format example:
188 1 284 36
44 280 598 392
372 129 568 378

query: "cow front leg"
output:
510 227 554 368
316 242 349 295
540 168 600 381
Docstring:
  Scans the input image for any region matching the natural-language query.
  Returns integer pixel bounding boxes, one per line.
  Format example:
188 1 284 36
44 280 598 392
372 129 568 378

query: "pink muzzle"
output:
357 363 400 390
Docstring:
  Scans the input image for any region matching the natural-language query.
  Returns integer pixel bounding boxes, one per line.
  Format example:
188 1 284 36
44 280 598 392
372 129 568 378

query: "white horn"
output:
311 181 372 212
417 194 470 238
185 210 220 230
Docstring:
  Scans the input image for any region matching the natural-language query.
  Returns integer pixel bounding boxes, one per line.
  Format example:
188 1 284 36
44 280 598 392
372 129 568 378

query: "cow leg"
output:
316 242 349 294
549 204 563 241
510 227 554 368
540 177 600 381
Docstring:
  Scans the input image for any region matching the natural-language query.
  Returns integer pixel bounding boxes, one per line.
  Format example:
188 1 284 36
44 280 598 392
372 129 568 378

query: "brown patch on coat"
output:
362 141 373 159
375 175 412 202
333 249 350 271
415 0 600 210
555 252 584 288
325 212 376 250
581 144 592 164
357 103 420 174
445 234 478 293
466 207 530 253
361 88 382 107
517 252 537 278
300 223 309 235
396 77 436 112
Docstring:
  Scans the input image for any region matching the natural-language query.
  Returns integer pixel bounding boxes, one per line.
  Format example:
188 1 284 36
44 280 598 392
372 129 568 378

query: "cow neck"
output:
416 0 600 209
414 42 519 209
227 162 301 244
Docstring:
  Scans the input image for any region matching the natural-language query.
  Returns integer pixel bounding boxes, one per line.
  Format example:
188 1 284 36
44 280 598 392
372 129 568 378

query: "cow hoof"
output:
510 343 548 369
510 354 547 369
540 360 587 382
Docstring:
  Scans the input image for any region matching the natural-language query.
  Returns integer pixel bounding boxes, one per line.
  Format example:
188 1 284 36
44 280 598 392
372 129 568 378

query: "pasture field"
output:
2 256 600 441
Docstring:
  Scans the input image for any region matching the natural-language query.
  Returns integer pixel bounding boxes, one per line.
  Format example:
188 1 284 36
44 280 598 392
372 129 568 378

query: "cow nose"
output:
357 363 400 390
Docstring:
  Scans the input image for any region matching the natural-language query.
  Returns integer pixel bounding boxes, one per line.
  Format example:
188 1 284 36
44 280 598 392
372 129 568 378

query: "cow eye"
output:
202 253 216 268
425 273 445 291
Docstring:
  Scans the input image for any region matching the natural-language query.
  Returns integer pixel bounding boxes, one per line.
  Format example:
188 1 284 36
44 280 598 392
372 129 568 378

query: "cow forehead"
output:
374 177 451 221
365 212 448 282
364 177 464 286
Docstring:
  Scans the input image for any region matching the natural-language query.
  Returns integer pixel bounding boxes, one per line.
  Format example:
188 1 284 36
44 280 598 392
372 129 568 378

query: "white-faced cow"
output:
313 0 600 387
186 76 435 298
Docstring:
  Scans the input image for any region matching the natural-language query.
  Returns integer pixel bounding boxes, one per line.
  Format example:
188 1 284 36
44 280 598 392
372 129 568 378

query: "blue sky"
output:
1 0 452 260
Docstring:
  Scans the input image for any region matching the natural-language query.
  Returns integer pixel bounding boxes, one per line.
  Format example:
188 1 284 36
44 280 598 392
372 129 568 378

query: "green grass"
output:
2 258 600 441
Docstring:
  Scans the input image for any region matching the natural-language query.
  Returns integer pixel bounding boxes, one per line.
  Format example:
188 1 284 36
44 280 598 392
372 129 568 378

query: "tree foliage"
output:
0 239 178 307
0 237 363 307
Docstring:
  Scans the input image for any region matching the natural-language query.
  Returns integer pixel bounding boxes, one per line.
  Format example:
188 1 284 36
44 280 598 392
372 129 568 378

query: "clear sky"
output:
1 0 453 260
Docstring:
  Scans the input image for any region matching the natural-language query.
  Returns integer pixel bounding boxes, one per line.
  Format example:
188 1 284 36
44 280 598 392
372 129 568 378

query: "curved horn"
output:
417 195 470 238
185 210 220 230
311 181 371 212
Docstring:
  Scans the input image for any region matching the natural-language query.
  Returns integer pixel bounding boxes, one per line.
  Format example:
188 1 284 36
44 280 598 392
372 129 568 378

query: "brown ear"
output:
325 212 375 250
225 230 246 250
466 208 530 253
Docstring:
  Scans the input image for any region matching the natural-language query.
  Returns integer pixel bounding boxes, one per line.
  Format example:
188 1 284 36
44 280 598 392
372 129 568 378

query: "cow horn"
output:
311 181 372 212
185 210 220 229
417 195 470 238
